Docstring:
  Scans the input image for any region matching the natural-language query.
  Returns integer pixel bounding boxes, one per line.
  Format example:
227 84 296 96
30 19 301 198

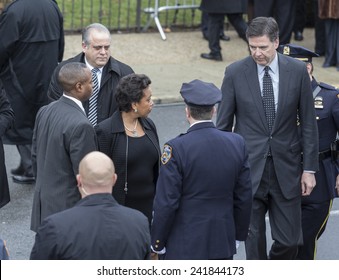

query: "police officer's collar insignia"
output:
314 96 323 109
161 144 172 165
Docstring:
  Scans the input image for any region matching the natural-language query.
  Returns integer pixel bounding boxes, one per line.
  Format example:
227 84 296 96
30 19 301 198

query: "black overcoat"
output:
0 0 64 144
200 0 247 14
0 85 14 208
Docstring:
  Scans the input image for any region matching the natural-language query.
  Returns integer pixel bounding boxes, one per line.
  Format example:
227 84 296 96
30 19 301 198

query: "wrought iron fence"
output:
0 0 201 33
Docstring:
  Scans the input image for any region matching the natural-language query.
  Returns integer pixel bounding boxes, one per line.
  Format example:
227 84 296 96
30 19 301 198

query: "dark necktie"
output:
88 68 100 126
262 66 275 132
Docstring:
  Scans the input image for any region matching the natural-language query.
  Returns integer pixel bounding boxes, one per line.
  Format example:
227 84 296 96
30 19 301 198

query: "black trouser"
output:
297 200 332 259
253 0 296 44
245 157 302 260
208 13 247 55
16 144 33 174
201 11 224 39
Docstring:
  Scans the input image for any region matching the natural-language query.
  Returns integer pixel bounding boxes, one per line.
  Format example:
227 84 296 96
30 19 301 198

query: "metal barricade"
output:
143 0 199 40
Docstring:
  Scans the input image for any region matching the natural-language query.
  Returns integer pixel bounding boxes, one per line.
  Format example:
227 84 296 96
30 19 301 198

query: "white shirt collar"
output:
257 52 279 75
63 94 85 113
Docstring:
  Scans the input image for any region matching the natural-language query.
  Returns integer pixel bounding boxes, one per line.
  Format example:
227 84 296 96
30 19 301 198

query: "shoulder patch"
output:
161 144 172 165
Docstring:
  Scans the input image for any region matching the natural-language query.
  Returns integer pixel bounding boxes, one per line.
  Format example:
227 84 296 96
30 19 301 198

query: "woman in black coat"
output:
95 74 161 225
0 85 14 208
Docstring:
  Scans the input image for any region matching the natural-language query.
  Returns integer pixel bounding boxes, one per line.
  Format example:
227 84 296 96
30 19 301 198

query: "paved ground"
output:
64 27 338 104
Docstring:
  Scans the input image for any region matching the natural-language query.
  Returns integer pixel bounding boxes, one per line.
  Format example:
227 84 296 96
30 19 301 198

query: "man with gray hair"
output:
48 23 134 126
31 62 97 232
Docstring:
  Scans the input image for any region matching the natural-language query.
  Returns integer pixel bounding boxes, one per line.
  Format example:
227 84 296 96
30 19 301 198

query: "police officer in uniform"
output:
278 44 339 259
151 79 252 260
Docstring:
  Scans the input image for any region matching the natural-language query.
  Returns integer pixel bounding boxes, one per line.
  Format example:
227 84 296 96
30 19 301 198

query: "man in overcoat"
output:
0 0 64 184
48 23 134 125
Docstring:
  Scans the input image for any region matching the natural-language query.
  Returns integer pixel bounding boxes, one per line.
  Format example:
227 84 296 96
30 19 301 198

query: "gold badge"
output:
314 96 323 109
161 144 172 165
283 46 290 55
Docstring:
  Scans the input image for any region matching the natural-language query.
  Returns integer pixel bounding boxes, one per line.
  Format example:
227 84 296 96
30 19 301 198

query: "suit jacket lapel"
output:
244 58 268 132
59 95 87 117
274 54 290 132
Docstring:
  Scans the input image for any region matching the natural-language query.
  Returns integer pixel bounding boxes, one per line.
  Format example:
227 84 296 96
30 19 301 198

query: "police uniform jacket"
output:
303 79 339 204
47 53 134 124
30 194 151 260
151 122 252 259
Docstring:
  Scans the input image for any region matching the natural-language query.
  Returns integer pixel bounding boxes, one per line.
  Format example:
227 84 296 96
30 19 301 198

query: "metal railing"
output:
0 0 201 34
143 0 199 40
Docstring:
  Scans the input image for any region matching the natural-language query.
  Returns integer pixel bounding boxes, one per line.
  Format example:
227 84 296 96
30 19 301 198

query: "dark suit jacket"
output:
30 193 151 260
30 96 97 232
151 122 252 259
47 53 134 124
217 53 319 199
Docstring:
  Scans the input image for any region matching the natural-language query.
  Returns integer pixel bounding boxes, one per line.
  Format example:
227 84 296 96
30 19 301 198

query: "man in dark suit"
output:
151 79 252 260
278 43 339 259
48 23 134 126
200 0 248 61
30 151 150 260
30 62 97 232
216 17 319 259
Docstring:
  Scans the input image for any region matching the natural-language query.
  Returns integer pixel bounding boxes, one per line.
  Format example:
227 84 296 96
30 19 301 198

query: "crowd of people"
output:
0 0 339 260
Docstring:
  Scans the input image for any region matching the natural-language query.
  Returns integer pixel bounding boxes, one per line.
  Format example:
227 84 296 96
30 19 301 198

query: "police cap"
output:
277 43 319 62
180 79 221 107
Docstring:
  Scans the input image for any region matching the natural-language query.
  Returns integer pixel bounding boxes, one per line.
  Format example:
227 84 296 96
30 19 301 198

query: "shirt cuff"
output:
151 245 166 255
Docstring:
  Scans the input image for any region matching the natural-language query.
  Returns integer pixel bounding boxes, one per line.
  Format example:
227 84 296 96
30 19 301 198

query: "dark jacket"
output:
151 122 252 259
30 96 97 232
48 53 134 124
200 0 248 14
95 110 161 205
0 0 64 144
302 79 339 204
0 87 14 208
30 194 151 260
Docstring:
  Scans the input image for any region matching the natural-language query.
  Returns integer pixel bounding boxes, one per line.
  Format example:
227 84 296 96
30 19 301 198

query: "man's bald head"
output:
77 151 117 196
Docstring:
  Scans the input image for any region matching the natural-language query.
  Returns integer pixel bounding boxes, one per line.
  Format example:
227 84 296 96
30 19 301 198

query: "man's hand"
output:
150 252 159 260
301 172 316 196
335 174 339 196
